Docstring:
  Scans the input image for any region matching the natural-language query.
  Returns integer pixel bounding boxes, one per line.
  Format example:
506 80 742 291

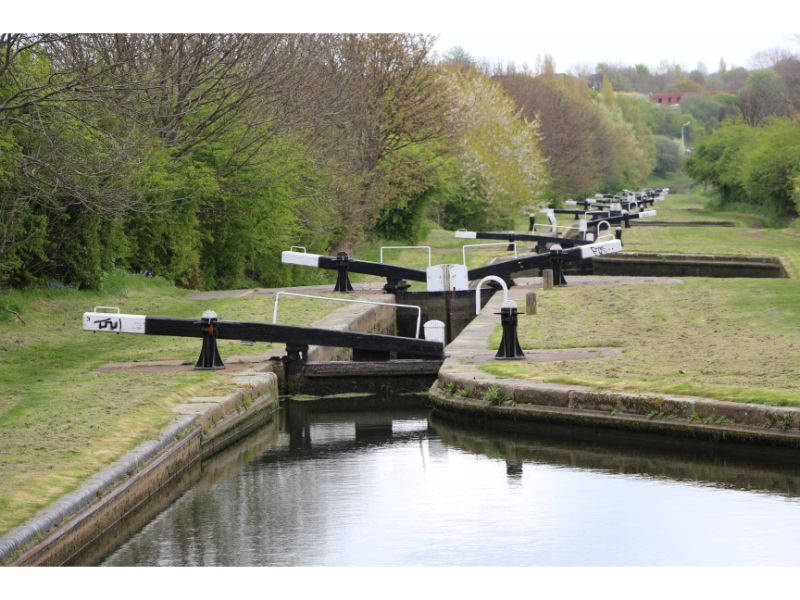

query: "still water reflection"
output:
103 405 800 566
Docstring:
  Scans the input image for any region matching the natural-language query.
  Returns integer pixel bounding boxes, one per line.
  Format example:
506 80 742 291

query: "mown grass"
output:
483 278 800 406
0 271 344 534
482 179 800 408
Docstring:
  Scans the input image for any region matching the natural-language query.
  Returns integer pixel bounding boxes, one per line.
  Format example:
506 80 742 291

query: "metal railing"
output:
272 291 423 338
379 245 432 267
289 245 307 253
593 220 612 241
462 242 517 265
474 276 512 315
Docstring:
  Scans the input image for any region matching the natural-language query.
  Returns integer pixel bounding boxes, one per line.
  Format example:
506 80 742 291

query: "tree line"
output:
679 52 800 221
562 47 800 221
0 34 560 290
9 34 768 292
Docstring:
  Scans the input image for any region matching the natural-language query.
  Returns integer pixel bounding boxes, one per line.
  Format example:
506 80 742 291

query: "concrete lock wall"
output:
280 298 445 397
591 252 789 278
430 285 800 452
562 252 790 278
394 288 496 344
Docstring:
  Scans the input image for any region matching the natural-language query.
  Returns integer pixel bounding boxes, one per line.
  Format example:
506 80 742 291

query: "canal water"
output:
102 404 800 566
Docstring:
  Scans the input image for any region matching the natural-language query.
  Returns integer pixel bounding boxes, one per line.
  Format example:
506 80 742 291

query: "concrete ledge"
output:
432 373 800 449
591 252 789 278
304 297 397 362
631 220 735 227
432 278 800 450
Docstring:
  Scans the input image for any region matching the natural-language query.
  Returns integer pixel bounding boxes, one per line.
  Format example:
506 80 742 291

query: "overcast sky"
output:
7 0 799 76
433 31 798 74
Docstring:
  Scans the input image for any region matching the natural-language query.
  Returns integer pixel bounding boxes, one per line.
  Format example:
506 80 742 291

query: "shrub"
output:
653 136 683 176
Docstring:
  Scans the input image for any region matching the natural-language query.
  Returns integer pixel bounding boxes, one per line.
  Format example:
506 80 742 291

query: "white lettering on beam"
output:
578 239 623 259
83 312 146 333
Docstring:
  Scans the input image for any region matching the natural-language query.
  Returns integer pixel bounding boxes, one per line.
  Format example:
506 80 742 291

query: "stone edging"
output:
0 296 394 565
631 220 735 227
433 279 800 449
431 372 800 448
0 371 279 565
0 414 196 564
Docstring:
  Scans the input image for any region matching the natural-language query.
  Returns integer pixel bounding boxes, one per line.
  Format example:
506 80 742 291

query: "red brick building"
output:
650 90 736 106
650 91 691 106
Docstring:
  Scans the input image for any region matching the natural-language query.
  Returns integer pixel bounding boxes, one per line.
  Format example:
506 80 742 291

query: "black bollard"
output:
285 343 309 362
333 251 354 293
549 248 568 287
528 214 536 232
383 277 410 293
506 232 516 252
615 227 623 244
623 214 631 228
195 310 225 370
496 304 525 360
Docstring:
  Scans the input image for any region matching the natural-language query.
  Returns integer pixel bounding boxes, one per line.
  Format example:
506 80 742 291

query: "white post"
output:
423 320 446 344
681 121 690 153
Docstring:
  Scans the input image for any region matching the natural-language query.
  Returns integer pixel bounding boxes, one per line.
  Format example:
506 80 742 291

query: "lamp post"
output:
681 122 690 154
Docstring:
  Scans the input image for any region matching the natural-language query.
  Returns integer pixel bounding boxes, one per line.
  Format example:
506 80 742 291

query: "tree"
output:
736 69 792 126
498 71 652 199
441 67 550 227
653 136 682 176
680 94 737 132
773 57 800 111
315 34 453 242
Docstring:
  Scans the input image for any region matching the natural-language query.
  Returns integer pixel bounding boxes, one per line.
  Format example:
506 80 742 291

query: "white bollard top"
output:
501 299 517 310
423 319 446 344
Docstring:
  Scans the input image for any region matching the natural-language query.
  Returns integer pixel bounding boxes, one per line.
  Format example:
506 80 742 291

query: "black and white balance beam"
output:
467 238 623 287
455 229 591 248
83 309 445 369
281 250 472 293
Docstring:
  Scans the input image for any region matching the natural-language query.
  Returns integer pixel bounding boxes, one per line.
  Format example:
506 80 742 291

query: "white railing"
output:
272 291 423 338
531 223 572 232
290 245 307 253
462 242 517 265
380 245 432 267
594 220 612 240
474 276 515 315
94 306 120 313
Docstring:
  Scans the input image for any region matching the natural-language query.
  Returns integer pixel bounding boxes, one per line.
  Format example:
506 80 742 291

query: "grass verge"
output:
0 271 344 535
481 179 800 408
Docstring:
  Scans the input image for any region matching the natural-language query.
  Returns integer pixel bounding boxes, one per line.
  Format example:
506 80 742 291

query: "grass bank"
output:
481 179 800 408
0 271 343 535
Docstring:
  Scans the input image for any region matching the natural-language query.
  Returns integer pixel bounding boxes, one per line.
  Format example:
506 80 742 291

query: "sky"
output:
433 31 799 75
5 0 799 75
